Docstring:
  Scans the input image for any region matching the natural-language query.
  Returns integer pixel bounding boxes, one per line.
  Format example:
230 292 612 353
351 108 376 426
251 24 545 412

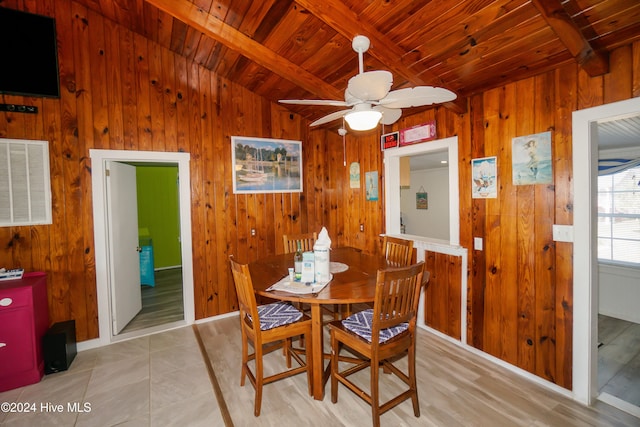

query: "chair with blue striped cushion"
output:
230 256 313 417
328 261 426 427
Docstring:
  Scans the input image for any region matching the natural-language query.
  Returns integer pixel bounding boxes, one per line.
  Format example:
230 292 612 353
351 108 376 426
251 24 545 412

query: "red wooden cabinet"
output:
0 273 49 392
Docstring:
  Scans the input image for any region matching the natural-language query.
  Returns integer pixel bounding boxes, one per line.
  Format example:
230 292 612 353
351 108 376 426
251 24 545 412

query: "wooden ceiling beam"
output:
145 0 344 101
532 0 609 76
294 0 467 114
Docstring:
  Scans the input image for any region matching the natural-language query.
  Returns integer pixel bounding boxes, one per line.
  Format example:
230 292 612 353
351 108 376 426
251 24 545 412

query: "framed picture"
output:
365 171 378 201
472 156 497 198
416 191 428 209
349 162 360 188
232 136 303 194
399 121 436 146
512 131 552 185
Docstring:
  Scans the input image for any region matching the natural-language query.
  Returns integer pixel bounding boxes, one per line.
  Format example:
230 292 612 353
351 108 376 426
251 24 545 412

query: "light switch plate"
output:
552 224 574 242
474 237 483 250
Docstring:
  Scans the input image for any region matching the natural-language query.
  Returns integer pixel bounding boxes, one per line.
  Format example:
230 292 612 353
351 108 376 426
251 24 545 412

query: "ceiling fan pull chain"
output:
340 117 347 166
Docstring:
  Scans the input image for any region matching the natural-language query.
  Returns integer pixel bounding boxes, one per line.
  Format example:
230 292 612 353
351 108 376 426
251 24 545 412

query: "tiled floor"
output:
0 326 223 426
3 317 640 427
598 314 640 407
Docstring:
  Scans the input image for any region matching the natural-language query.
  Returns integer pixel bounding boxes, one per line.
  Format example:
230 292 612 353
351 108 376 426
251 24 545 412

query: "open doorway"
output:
90 149 195 345
120 163 184 334
572 97 640 417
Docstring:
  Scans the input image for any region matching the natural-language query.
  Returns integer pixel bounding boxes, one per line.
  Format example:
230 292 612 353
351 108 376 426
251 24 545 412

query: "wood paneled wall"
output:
424 250 462 341
398 42 639 390
0 0 364 342
1 0 639 392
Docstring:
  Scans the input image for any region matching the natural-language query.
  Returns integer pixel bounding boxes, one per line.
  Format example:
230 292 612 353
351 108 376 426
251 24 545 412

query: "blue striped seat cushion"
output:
342 309 408 343
254 302 303 331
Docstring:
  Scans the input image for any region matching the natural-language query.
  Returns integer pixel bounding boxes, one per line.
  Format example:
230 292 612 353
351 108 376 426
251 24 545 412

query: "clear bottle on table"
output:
294 241 303 281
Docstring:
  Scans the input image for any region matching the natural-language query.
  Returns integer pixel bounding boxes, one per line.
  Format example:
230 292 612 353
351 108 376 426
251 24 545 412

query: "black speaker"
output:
43 320 77 374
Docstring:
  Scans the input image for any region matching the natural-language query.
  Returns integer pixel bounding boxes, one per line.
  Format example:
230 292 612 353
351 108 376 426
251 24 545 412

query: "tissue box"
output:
301 252 315 282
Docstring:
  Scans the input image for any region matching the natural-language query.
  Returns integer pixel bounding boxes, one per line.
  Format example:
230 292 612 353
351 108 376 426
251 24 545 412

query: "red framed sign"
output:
399 121 436 146
381 131 399 150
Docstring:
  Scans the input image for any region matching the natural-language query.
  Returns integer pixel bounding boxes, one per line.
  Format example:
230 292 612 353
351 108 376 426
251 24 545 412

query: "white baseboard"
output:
598 392 640 418
417 324 573 399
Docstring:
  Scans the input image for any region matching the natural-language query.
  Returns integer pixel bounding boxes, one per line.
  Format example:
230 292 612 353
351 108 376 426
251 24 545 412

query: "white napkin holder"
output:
313 227 331 283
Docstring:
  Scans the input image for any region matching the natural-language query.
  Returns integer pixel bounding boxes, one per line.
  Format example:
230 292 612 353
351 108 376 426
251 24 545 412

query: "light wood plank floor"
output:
197 315 640 427
121 268 184 334
599 314 640 407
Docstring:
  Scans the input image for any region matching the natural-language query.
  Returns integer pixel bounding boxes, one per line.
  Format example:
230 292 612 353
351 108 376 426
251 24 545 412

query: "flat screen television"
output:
0 7 60 98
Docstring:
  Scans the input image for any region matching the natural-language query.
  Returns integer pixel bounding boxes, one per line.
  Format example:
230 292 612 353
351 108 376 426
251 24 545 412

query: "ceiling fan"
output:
279 35 457 131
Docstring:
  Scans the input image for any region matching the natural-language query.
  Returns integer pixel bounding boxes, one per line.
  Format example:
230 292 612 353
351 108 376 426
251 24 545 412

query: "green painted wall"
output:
136 165 181 269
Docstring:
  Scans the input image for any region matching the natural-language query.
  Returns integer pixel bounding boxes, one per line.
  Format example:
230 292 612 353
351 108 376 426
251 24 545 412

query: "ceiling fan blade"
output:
279 99 348 107
374 106 402 125
379 86 457 108
347 70 393 102
310 109 350 127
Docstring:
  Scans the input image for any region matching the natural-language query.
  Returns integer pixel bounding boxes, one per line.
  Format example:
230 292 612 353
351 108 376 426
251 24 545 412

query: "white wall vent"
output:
0 139 52 226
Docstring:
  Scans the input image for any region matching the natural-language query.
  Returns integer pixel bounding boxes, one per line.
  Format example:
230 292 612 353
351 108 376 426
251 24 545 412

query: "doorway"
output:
90 149 195 345
572 96 640 417
121 163 184 334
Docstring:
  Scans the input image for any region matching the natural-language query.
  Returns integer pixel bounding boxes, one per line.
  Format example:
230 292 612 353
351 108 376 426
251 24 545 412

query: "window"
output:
0 139 52 226
383 136 459 246
597 164 640 266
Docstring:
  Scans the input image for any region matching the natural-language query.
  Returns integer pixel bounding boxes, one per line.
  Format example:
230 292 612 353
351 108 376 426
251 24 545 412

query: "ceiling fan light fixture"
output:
344 109 382 131
280 35 456 129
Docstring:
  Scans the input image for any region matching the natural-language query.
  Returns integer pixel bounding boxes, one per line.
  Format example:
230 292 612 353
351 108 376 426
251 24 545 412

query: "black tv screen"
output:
0 7 60 98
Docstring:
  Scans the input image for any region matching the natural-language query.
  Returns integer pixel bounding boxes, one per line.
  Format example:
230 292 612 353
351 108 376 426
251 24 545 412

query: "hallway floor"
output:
598 314 640 408
121 268 184 334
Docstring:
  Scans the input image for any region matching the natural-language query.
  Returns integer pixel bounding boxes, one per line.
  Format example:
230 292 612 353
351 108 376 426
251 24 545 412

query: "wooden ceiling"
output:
73 0 640 127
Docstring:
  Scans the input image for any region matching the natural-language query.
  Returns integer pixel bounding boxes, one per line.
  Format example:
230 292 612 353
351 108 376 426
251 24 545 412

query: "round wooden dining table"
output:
249 246 391 400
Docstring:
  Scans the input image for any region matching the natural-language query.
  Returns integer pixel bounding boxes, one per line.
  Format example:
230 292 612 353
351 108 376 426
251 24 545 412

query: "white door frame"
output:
572 96 640 405
90 149 194 345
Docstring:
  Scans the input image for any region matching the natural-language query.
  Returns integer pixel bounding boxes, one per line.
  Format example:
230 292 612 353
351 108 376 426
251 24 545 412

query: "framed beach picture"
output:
365 171 378 201
472 156 497 198
512 131 552 185
232 136 303 194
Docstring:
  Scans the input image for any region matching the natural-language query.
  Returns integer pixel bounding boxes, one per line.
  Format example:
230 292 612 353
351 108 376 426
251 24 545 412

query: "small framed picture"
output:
365 171 378 201
416 192 428 209
472 156 497 198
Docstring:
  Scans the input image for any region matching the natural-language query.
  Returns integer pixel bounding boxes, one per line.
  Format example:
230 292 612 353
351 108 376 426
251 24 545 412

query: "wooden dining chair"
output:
382 235 414 266
229 256 313 416
328 261 425 427
282 232 342 322
282 232 317 254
